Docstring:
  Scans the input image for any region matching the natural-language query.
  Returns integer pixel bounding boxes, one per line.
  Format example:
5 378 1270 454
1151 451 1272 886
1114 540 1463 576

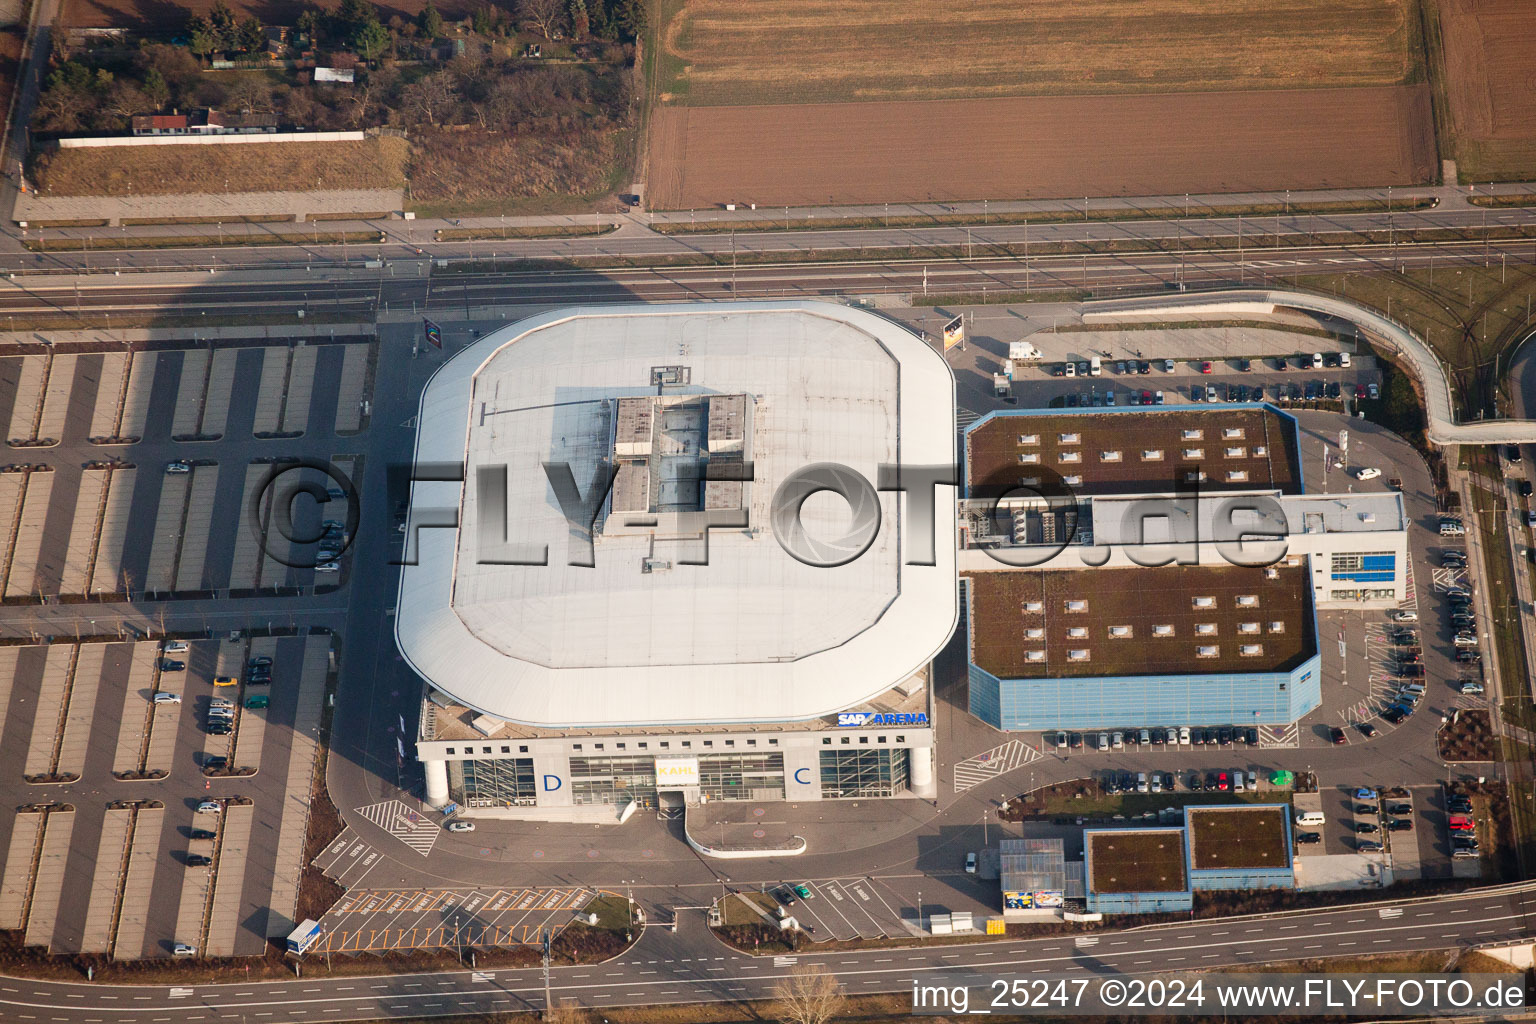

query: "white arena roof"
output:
394 301 958 728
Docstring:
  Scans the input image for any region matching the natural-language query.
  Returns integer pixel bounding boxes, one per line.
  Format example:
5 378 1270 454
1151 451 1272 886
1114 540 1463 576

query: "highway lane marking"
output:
8 900 1532 1014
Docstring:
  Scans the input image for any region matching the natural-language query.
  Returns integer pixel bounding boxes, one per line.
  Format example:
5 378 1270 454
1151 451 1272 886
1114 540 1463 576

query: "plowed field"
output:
1438 0 1536 180
647 86 1436 210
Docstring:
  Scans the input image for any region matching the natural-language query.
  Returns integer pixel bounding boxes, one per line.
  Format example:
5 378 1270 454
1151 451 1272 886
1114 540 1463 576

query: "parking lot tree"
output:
352 19 391 63
517 0 565 39
773 965 846 1024
417 2 443 39
207 0 239 51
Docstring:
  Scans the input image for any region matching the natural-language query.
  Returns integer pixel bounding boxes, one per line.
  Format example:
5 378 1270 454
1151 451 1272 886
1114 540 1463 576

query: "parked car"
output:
1177 726 1190 745
1200 361 1213 374
248 656 273 670
189 829 216 841
1054 731 1068 751
196 801 221 814
965 852 978 874
1069 732 1084 749
1357 722 1378 738
1385 817 1411 833
1358 840 1384 853
1138 728 1151 746
166 461 191 474
162 640 189 653
203 756 228 770
1217 727 1232 746
793 884 814 900
1330 727 1347 744
1096 732 1109 751
447 821 476 833
1136 772 1149 794
1111 731 1123 750
1354 788 1379 801
1368 382 1379 399
159 659 185 672
1355 467 1381 480
212 675 237 687
1296 832 1321 844
1237 358 1251 372
153 692 182 704
173 944 197 957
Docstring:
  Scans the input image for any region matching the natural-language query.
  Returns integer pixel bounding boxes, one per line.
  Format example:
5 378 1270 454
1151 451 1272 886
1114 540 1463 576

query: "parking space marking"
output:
0 811 44 930
5 353 47 441
953 740 1040 792
4 471 53 599
35 353 78 442
22 644 75 777
281 346 318 435
174 465 221 591
333 345 371 434
118 351 158 441
354 800 439 857
111 805 162 959
78 809 133 953
59 468 110 595
23 808 75 950
87 351 130 440
144 472 191 592
205 803 255 957
170 351 211 437
228 464 271 589
89 467 136 595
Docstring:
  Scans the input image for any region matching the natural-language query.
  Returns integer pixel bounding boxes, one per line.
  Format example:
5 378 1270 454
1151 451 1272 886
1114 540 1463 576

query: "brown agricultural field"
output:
30 136 408 195
658 0 1420 106
1437 0 1536 180
646 86 1436 209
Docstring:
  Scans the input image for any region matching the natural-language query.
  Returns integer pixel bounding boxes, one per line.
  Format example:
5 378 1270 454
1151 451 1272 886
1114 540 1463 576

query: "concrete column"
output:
909 745 936 799
423 758 449 805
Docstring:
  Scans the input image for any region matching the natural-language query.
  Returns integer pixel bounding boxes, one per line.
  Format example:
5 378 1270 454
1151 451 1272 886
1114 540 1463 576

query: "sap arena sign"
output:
837 712 930 728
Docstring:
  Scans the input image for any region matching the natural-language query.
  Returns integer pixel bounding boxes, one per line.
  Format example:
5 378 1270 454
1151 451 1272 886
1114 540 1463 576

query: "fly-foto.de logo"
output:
837 712 931 727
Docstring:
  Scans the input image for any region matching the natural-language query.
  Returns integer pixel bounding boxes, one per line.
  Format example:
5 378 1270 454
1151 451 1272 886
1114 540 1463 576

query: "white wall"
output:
57 131 365 149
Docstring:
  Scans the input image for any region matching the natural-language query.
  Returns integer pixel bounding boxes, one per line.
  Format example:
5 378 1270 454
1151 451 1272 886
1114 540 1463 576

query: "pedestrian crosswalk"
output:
773 955 799 967
354 800 440 857
956 408 981 431
953 739 1041 792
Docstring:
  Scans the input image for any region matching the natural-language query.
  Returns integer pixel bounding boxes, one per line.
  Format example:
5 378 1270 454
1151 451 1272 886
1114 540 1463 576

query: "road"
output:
0 237 1532 326
0 881 1532 1020
8 198 1536 274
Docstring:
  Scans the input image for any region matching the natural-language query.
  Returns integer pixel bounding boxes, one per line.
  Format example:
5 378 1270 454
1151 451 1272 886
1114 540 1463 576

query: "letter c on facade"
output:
794 767 811 785
543 774 563 792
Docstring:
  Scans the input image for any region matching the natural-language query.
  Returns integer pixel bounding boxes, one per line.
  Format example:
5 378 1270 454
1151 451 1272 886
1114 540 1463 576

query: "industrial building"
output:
396 301 958 817
961 406 1408 731
1084 804 1296 914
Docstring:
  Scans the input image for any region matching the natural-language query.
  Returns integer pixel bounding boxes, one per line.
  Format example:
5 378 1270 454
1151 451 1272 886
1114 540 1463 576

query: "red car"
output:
1217 772 1230 791
1200 361 1213 374
1355 383 1367 399
1330 727 1347 745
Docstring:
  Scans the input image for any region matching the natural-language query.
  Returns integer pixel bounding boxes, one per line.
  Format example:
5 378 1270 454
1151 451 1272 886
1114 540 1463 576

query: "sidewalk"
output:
15 188 406 227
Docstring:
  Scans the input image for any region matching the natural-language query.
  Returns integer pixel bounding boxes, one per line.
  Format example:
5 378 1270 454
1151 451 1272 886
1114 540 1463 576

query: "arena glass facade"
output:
966 650 1322 731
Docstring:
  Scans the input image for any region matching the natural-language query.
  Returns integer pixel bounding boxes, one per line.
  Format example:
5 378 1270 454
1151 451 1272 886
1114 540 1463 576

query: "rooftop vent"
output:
1193 596 1215 608
1152 624 1174 637
1196 645 1219 658
1195 622 1217 635
1240 644 1264 656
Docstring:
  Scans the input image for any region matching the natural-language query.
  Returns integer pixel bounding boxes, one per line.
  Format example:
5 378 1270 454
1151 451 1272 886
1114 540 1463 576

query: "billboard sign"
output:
942 315 965 351
1032 890 1064 908
837 712 930 727
1003 891 1032 910
655 756 700 788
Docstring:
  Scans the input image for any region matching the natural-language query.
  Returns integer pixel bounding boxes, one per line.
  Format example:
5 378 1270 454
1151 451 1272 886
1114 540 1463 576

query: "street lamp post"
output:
916 890 923 933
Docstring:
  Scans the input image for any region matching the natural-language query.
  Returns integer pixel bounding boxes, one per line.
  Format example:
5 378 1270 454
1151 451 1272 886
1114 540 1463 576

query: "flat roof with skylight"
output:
966 564 1314 680
394 301 957 728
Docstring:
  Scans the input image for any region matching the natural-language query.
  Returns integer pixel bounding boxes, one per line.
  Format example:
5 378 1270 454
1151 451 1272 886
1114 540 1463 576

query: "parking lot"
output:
316 886 600 952
0 633 331 957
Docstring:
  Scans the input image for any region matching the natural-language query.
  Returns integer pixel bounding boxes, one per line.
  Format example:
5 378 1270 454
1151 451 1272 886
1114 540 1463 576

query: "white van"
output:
1232 770 1246 793
1296 810 1326 826
1089 356 1102 376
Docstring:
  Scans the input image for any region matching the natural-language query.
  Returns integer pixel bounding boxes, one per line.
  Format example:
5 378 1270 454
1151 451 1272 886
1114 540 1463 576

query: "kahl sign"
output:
837 712 930 727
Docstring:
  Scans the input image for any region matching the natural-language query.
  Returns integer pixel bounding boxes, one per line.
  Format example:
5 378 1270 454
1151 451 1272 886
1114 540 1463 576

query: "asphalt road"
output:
0 237 1531 325
0 881 1532 1021
8 194 1536 274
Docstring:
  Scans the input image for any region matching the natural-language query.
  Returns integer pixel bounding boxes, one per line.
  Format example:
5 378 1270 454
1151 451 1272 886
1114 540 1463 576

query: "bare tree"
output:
772 964 846 1024
517 0 565 40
